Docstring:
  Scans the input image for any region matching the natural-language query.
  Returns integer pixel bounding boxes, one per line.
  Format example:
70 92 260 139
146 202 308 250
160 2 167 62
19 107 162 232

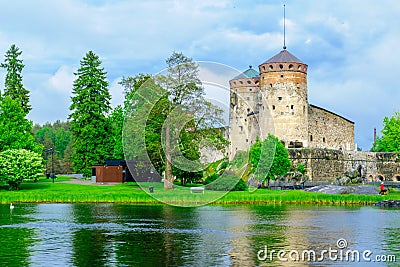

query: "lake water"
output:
0 204 398 266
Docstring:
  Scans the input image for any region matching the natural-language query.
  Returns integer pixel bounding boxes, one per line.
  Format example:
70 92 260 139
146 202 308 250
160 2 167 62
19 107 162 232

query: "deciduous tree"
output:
0 149 44 190
249 134 291 188
372 111 400 152
0 96 41 153
156 52 227 189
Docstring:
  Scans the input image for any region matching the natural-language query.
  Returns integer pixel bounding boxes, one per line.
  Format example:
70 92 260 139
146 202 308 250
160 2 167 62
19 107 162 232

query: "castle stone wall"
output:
308 105 354 151
229 77 261 157
289 148 400 182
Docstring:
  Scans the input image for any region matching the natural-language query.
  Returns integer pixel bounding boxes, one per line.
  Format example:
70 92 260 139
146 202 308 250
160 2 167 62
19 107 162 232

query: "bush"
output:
203 173 219 185
0 149 44 190
232 178 247 191
205 173 247 191
297 164 306 175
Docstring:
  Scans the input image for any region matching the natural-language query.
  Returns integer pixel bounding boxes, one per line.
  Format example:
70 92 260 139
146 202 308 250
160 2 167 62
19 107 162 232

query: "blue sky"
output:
0 0 399 150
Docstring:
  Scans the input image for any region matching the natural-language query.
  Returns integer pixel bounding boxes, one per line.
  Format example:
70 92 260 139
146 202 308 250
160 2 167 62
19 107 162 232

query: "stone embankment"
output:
374 200 400 208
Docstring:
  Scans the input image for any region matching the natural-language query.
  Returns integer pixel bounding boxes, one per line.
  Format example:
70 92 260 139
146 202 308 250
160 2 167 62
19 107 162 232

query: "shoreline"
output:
0 177 398 206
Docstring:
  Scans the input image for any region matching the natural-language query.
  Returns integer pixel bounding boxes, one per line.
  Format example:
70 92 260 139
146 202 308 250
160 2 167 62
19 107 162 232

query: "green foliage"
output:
373 111 400 152
203 173 219 185
33 120 73 173
250 134 291 184
0 44 31 114
0 96 42 153
121 74 169 176
109 105 124 159
0 149 44 190
297 163 306 175
69 51 113 177
233 178 247 191
205 172 247 191
231 151 248 167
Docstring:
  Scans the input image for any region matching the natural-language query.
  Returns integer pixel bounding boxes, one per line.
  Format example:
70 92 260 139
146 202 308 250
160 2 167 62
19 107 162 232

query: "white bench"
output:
190 187 204 194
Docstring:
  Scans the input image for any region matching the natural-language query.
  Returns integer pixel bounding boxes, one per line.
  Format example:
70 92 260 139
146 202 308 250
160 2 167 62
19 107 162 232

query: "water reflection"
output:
0 204 398 266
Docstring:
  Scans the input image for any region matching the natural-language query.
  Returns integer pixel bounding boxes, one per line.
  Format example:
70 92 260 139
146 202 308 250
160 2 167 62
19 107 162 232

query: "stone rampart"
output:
289 148 400 182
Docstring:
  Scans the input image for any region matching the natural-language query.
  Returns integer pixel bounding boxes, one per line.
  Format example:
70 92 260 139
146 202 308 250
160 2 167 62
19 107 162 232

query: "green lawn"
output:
0 176 398 205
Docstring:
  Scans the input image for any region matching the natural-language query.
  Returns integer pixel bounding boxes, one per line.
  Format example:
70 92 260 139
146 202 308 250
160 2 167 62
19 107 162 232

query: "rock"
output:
336 177 351 186
374 200 400 208
305 185 378 195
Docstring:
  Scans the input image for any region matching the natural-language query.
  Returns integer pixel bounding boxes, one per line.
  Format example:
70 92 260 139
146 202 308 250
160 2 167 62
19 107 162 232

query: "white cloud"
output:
109 77 124 108
0 0 399 149
47 65 75 94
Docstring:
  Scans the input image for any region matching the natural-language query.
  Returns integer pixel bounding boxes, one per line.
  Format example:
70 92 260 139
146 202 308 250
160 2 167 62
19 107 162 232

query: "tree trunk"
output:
164 121 174 190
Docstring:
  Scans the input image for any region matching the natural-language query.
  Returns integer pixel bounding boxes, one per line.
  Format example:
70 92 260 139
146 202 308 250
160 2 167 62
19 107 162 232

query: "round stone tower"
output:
258 49 309 148
228 66 261 157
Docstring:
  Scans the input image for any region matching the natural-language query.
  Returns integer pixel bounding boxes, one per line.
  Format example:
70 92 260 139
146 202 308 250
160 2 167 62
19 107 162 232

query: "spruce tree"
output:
0 44 31 114
69 51 113 177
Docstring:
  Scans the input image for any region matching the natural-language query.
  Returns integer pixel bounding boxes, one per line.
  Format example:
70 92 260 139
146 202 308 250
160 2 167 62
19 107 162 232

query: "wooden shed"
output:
92 165 123 183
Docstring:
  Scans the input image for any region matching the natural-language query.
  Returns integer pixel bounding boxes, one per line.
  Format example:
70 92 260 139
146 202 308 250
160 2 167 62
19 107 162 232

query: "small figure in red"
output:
379 181 389 195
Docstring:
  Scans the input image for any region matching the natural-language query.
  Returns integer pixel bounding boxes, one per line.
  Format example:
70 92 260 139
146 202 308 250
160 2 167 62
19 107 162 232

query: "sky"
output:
0 0 399 150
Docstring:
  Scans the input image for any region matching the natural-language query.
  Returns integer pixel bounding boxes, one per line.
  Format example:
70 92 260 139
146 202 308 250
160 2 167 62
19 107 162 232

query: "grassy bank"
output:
0 176 399 205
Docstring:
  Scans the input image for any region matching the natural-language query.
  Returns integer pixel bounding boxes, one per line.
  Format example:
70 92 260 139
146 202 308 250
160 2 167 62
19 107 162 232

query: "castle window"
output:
234 82 236 85
281 112 284 115
289 64 293 70
240 81 243 84
278 97 282 101
272 105 275 110
310 135 313 142
298 65 302 70
269 83 273 88
269 65 273 70
249 88 252 91
247 80 251 84
255 80 259 84
323 137 326 143
247 108 250 112
279 64 283 69
297 83 300 89
246 139 248 142
280 74 284 78
239 126 243 132
291 105 294 109
263 66 266 70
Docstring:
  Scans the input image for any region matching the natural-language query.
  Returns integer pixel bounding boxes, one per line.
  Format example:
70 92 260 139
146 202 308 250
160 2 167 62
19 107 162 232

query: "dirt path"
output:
62 178 118 186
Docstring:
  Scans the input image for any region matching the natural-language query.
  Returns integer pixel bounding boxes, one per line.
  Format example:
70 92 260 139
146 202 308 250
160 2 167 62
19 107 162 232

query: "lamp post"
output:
46 148 56 183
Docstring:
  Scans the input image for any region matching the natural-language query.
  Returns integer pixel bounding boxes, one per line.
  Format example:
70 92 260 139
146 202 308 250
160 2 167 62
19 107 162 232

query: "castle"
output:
229 48 354 158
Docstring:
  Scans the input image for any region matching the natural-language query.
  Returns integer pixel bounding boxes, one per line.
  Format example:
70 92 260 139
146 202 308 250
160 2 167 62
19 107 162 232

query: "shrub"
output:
297 164 306 175
0 149 44 190
232 178 247 191
205 172 247 191
203 173 219 185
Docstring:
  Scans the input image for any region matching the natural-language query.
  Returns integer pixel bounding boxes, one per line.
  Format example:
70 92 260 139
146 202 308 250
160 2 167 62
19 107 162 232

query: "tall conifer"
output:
69 51 113 176
0 44 31 114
